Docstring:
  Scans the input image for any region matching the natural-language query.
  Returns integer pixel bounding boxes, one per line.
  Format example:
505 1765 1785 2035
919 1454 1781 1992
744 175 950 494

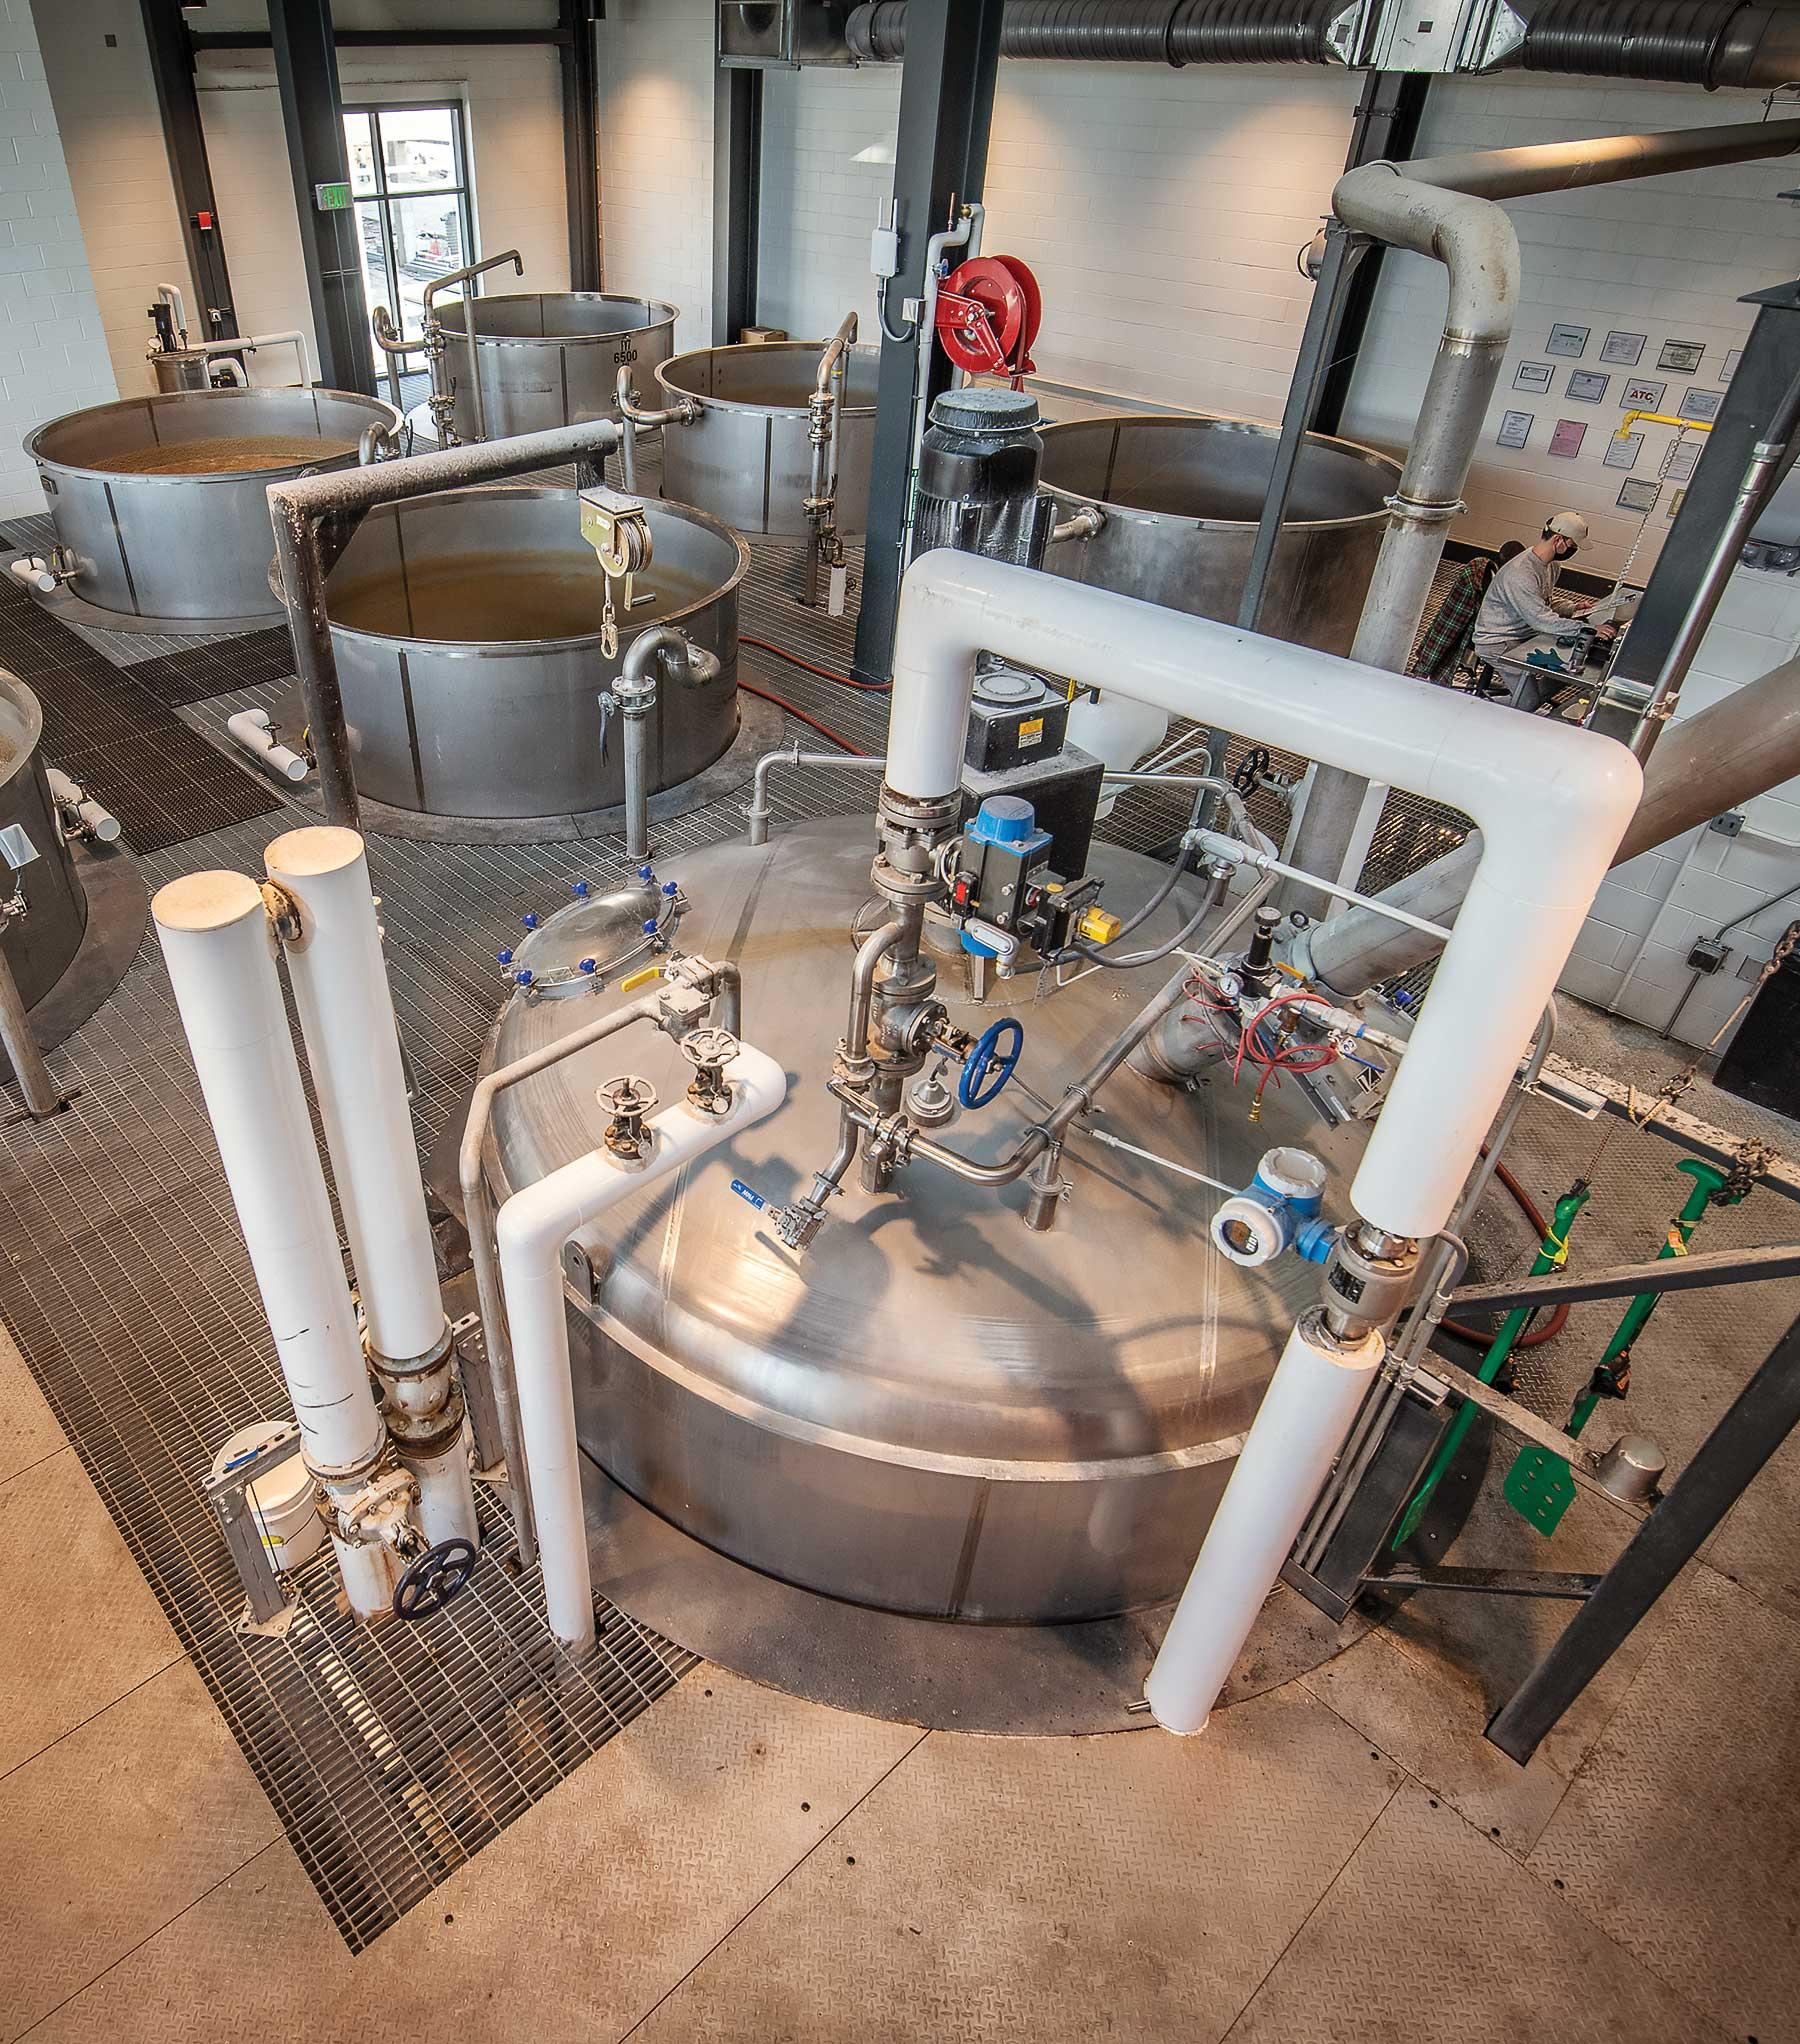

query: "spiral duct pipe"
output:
847 0 1332 65
846 0 1800 84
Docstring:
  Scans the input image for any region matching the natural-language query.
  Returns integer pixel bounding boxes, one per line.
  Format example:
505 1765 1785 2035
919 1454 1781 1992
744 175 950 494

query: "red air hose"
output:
741 635 888 691
1441 1159 1572 1349
737 679 867 755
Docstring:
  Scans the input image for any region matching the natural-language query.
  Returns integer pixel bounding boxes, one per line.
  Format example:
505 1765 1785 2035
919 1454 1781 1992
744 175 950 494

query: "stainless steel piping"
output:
423 249 523 445
1285 115 1800 916
614 363 701 491
1299 651 1800 995
371 305 425 411
615 626 723 862
267 418 623 830
746 742 887 846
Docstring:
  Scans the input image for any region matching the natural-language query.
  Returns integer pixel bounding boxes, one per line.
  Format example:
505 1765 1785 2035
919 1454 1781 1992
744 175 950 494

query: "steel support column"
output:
1592 280 1800 743
561 0 601 294
851 0 1004 686
140 0 237 341
266 0 375 395
1236 73 1429 639
1488 1309 1800 1764
712 66 763 345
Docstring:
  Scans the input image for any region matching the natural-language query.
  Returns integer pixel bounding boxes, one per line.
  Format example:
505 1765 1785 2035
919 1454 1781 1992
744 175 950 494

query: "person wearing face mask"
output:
1471 510 1617 712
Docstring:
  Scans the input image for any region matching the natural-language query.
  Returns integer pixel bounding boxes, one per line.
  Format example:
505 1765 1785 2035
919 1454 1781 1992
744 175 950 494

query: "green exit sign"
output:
313 181 352 213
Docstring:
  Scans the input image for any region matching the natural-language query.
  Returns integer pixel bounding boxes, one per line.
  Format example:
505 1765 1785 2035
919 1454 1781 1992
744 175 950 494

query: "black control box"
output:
963 663 1069 774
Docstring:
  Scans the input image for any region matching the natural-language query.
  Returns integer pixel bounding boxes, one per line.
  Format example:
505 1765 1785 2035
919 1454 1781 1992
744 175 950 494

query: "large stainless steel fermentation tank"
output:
479 816 1370 1623
322 485 747 827
654 340 880 537
433 292 678 442
1039 415 1402 654
26 387 400 628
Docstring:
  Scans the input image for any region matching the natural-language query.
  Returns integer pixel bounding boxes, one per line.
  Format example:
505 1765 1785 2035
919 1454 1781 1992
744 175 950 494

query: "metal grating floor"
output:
0 464 909 1949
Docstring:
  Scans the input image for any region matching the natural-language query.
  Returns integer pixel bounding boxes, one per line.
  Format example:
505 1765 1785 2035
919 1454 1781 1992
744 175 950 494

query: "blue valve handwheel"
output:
959 1016 1023 1110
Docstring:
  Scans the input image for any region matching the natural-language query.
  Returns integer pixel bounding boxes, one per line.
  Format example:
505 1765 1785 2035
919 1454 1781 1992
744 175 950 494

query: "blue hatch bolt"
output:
662 880 678 898
579 958 597 975
641 918 658 935
637 863 655 884
571 880 590 897
521 911 539 930
514 967 534 986
496 947 513 965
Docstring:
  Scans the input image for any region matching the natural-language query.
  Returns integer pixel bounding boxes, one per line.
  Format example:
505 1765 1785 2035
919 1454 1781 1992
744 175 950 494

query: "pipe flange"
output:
368 1320 455 1386
337 1464 420 1546
1380 492 1466 526
384 1382 470 1458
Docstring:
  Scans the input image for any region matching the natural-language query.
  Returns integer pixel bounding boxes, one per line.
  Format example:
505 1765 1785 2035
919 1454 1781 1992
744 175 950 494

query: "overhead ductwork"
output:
846 0 1800 87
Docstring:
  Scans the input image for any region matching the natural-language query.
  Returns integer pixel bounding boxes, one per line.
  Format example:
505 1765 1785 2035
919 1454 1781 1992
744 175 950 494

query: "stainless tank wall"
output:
27 387 400 625
0 671 85 1011
482 816 1372 1623
323 485 747 822
432 292 678 441
1038 414 1402 656
655 341 879 539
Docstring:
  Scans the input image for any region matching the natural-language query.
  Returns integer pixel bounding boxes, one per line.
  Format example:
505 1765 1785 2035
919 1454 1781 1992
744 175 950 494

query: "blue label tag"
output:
729 1179 766 1211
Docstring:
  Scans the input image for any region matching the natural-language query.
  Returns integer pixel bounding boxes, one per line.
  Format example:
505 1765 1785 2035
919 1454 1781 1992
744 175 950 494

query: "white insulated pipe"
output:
496 1045 788 1650
152 870 394 1619
227 708 308 783
262 828 476 1549
1145 1312 1384 1734
886 550 1641 1242
190 329 313 387
46 768 120 844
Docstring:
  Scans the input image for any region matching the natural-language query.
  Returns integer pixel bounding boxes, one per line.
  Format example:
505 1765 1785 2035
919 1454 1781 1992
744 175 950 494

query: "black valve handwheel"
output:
1232 745 1272 794
392 1535 478 1622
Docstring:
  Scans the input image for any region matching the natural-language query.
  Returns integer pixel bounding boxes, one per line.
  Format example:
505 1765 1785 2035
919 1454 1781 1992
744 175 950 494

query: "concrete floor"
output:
4 993 1798 2044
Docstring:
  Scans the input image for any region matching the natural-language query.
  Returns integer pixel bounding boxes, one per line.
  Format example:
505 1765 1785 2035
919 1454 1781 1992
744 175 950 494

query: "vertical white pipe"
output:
264 828 444 1365
496 1047 788 1650
263 828 476 1549
152 869 392 1617
1145 1313 1384 1734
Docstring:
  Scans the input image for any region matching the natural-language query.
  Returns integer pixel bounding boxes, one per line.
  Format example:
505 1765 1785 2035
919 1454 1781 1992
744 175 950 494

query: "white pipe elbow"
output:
497 1044 788 1649
228 708 309 783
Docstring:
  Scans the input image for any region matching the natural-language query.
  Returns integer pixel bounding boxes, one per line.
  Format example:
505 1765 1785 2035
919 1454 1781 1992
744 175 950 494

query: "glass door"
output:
345 104 476 376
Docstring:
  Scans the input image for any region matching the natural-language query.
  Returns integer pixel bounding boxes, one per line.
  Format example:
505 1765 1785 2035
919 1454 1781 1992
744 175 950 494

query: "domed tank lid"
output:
928 386 1040 438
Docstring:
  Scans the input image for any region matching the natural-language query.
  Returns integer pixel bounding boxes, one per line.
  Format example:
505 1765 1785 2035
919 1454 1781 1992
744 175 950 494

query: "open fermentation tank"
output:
478 815 1372 1623
26 387 400 628
432 292 678 442
654 340 880 537
1038 414 1402 655
321 485 747 825
0 671 84 1011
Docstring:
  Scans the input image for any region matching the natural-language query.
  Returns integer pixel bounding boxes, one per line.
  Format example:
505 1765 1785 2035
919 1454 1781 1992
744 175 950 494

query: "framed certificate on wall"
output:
1602 431 1643 470
1514 361 1554 392
1601 331 1647 366
1547 324 1590 357
1496 410 1533 449
1658 339 1705 372
1567 370 1610 403
1548 419 1587 458
1617 478 1660 512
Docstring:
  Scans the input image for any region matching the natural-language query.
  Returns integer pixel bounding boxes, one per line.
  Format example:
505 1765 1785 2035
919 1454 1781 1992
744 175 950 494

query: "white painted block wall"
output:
594 0 714 350
0 0 115 518
194 45 570 386
1340 78 1800 581
1558 564 1800 1048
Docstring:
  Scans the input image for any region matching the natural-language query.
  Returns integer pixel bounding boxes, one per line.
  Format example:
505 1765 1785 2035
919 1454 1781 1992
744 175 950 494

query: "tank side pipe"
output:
268 417 625 830
616 627 722 863
153 870 395 1620
263 827 476 1549
885 549 1640 1242
746 744 887 845
1288 115 1800 917
423 249 523 445
1301 649 1800 996
496 1045 788 1649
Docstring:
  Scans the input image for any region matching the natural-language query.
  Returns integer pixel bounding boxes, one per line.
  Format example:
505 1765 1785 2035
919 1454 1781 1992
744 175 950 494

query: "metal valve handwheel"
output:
959 1015 1024 1110
392 1535 478 1622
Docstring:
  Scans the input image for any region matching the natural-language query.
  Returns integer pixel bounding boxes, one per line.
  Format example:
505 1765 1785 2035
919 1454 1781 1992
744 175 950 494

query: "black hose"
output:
1519 0 1743 83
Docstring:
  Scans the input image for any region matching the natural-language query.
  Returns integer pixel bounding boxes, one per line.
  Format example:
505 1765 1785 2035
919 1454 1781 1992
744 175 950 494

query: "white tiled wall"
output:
1558 565 1800 1046
1340 78 1800 581
594 0 714 350
0 0 116 517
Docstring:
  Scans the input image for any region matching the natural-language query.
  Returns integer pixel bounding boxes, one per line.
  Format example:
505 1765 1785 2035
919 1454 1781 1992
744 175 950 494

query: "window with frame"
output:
345 103 477 373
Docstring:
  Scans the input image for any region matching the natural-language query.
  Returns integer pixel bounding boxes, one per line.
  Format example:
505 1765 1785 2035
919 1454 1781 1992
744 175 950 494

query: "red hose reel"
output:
934 254 1042 384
